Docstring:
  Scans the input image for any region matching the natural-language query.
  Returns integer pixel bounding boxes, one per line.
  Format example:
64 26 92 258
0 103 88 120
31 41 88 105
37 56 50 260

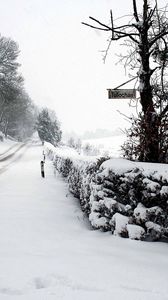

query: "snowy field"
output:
0 139 168 299
82 134 126 157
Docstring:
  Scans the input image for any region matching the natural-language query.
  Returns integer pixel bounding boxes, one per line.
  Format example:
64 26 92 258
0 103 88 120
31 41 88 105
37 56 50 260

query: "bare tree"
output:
83 0 168 162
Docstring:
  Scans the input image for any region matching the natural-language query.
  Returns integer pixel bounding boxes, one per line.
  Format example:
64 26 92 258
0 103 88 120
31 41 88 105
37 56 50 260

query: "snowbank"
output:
45 142 168 241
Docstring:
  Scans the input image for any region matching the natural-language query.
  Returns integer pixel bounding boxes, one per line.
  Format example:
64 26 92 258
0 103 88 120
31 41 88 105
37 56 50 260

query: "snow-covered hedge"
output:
45 143 168 241
89 160 168 241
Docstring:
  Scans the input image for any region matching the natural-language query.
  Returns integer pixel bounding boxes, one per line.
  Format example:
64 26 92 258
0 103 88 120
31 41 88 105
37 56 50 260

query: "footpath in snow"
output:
0 141 168 300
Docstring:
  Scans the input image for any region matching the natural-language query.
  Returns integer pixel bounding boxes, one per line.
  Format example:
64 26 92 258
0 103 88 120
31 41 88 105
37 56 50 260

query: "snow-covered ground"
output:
0 140 168 300
0 139 18 156
82 134 126 157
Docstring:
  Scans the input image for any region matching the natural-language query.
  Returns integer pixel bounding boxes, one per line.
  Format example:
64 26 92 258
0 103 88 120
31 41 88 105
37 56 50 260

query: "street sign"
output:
107 89 136 99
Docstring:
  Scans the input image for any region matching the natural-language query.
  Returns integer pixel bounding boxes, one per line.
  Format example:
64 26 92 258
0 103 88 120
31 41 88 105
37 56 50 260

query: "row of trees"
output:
67 136 100 155
0 35 37 140
0 34 62 145
83 0 168 163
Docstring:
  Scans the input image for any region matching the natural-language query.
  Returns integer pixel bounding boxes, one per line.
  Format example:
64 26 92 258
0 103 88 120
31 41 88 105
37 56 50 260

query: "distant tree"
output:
0 34 33 139
67 137 76 148
67 137 82 154
36 108 62 146
83 143 92 156
75 138 82 154
83 142 100 156
0 75 23 125
0 35 22 118
0 34 39 141
5 91 37 140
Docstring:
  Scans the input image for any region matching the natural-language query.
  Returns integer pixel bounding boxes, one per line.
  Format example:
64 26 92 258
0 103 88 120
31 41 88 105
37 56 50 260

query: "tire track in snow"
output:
0 142 31 175
0 142 19 156
0 143 26 162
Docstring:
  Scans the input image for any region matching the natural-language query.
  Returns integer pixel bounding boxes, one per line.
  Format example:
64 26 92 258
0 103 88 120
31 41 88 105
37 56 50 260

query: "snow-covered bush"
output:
45 143 168 241
53 155 73 178
89 160 168 240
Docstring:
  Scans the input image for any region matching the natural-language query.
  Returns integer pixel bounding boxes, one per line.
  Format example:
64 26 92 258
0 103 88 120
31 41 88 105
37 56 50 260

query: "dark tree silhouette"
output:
83 0 168 162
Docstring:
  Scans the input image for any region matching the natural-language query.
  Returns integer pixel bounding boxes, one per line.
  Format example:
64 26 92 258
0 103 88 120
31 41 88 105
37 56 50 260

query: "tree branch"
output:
82 19 139 43
110 10 114 39
81 22 110 31
102 39 112 63
149 29 168 47
89 16 112 30
114 24 136 30
147 6 156 22
114 31 139 43
133 0 139 22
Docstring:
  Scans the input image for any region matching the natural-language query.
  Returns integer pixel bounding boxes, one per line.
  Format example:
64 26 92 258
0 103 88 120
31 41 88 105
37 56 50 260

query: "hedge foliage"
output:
46 146 168 241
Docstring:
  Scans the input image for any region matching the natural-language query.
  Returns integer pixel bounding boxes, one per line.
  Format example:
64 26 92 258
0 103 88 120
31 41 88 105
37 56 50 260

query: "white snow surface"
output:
127 224 145 240
82 134 126 157
101 157 168 181
45 142 97 167
0 141 168 299
0 139 18 155
112 213 129 235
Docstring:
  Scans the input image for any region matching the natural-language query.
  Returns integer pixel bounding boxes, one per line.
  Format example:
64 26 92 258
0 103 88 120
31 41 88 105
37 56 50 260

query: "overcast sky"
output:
0 0 164 134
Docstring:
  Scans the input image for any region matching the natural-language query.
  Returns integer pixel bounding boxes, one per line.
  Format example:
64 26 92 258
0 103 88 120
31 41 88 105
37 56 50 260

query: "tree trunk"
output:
138 0 159 162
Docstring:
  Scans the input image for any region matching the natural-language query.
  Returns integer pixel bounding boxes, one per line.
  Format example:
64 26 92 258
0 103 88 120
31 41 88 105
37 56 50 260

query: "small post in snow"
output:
40 160 45 178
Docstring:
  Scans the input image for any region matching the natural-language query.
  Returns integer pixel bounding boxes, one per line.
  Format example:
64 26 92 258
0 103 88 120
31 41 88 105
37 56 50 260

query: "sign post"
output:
107 89 136 99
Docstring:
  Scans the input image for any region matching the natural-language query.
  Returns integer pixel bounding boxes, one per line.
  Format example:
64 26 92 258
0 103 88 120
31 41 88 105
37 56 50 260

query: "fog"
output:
0 0 148 134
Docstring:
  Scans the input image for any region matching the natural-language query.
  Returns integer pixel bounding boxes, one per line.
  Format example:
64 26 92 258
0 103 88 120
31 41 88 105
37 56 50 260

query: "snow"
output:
134 203 148 222
145 221 162 233
104 197 117 209
45 142 97 168
82 134 126 157
0 138 18 155
89 212 107 228
100 157 168 185
127 224 145 240
101 157 168 173
45 141 168 239
101 158 136 175
160 185 168 195
143 178 161 192
45 142 78 159
112 213 129 235
0 140 168 299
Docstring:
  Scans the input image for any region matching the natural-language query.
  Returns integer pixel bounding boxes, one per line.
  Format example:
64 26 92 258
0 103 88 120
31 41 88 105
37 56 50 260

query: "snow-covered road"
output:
0 142 31 175
0 142 168 300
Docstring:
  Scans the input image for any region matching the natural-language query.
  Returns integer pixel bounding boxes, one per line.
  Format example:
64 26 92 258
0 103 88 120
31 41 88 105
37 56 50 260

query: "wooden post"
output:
40 161 45 178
